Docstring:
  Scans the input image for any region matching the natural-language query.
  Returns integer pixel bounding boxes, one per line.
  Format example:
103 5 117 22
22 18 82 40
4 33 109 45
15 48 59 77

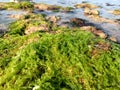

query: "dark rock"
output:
106 3 114 6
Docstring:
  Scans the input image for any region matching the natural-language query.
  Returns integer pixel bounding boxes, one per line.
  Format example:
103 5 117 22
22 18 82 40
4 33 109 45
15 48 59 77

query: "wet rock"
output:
25 25 49 35
70 18 87 27
84 8 91 15
0 3 6 10
81 26 107 38
90 9 99 15
0 6 5 10
109 36 117 42
81 26 96 32
58 22 69 28
93 30 107 38
106 3 114 6
111 9 120 15
34 4 60 11
87 15 118 24
8 14 23 19
74 3 98 9
46 16 61 23
84 8 99 15
61 7 74 13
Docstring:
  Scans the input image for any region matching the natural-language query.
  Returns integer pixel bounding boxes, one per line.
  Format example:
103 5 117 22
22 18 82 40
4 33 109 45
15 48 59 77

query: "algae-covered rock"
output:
74 3 99 9
25 25 49 35
3 2 34 10
81 26 107 39
84 8 99 15
34 3 61 11
8 13 51 35
112 9 120 15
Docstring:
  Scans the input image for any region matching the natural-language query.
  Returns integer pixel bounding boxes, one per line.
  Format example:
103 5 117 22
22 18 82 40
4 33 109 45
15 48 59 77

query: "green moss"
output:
0 13 120 90
0 29 120 89
8 13 51 35
9 20 26 35
4 2 34 10
61 7 74 12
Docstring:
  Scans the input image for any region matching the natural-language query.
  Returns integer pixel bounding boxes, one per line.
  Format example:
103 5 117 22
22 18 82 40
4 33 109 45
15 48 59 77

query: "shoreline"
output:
0 2 120 43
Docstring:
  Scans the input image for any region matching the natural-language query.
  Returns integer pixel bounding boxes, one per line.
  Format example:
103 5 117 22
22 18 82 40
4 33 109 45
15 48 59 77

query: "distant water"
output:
1 0 120 18
1 0 120 7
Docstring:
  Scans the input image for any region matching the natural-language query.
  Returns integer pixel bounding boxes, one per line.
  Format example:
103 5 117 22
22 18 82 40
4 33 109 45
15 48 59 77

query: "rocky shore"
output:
0 2 120 43
0 1 120 90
